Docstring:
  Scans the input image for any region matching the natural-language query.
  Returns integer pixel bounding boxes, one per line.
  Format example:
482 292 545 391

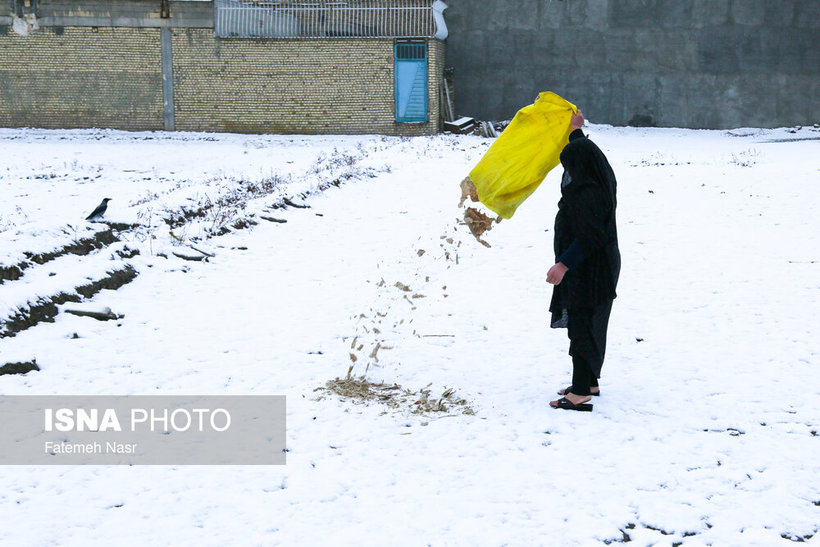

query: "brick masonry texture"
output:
172 31 443 135
0 26 164 131
0 24 443 135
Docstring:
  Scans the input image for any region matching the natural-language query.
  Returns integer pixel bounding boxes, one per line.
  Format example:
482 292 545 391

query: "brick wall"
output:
173 31 441 135
0 24 443 135
0 26 164 131
428 39 444 130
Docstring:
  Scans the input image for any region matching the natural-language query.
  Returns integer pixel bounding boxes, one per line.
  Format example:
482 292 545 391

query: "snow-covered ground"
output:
0 124 818 545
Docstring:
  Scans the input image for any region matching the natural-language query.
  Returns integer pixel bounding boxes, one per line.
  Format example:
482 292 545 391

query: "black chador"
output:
549 131 621 387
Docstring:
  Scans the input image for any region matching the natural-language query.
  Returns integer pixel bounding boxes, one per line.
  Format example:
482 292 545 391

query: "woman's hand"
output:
570 110 585 130
546 262 569 285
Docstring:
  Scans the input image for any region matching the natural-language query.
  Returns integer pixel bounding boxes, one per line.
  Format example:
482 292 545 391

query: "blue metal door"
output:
394 43 428 123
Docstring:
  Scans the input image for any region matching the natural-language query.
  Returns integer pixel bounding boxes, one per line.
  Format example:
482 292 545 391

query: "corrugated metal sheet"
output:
214 0 441 39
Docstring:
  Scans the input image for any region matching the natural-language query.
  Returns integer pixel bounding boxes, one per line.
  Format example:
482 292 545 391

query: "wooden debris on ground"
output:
63 307 121 321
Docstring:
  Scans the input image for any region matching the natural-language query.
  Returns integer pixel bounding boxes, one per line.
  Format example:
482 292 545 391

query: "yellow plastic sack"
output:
469 92 577 219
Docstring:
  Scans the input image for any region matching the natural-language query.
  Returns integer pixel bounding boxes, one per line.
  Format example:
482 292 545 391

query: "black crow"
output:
85 198 112 221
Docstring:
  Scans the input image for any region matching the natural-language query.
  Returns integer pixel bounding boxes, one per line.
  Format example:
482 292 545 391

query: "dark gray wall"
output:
445 0 819 128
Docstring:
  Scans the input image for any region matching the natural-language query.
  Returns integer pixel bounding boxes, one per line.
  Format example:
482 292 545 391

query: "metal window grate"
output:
214 0 444 39
395 43 427 60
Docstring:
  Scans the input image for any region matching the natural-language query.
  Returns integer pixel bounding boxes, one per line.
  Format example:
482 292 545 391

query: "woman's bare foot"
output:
550 392 592 408
558 386 600 396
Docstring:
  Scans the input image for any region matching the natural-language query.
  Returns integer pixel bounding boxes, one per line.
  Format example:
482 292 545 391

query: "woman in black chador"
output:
546 110 620 412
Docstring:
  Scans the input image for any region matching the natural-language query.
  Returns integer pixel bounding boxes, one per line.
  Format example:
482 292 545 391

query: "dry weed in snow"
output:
321 373 474 416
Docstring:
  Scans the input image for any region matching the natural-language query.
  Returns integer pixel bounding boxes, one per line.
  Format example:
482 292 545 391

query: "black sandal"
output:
558 386 600 397
550 397 593 412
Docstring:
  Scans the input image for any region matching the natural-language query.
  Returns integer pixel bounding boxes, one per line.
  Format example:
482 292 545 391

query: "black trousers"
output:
567 299 613 396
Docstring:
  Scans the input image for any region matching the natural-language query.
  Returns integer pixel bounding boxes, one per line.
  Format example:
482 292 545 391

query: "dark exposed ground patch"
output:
0 359 39 376
1 265 137 338
1 227 120 284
